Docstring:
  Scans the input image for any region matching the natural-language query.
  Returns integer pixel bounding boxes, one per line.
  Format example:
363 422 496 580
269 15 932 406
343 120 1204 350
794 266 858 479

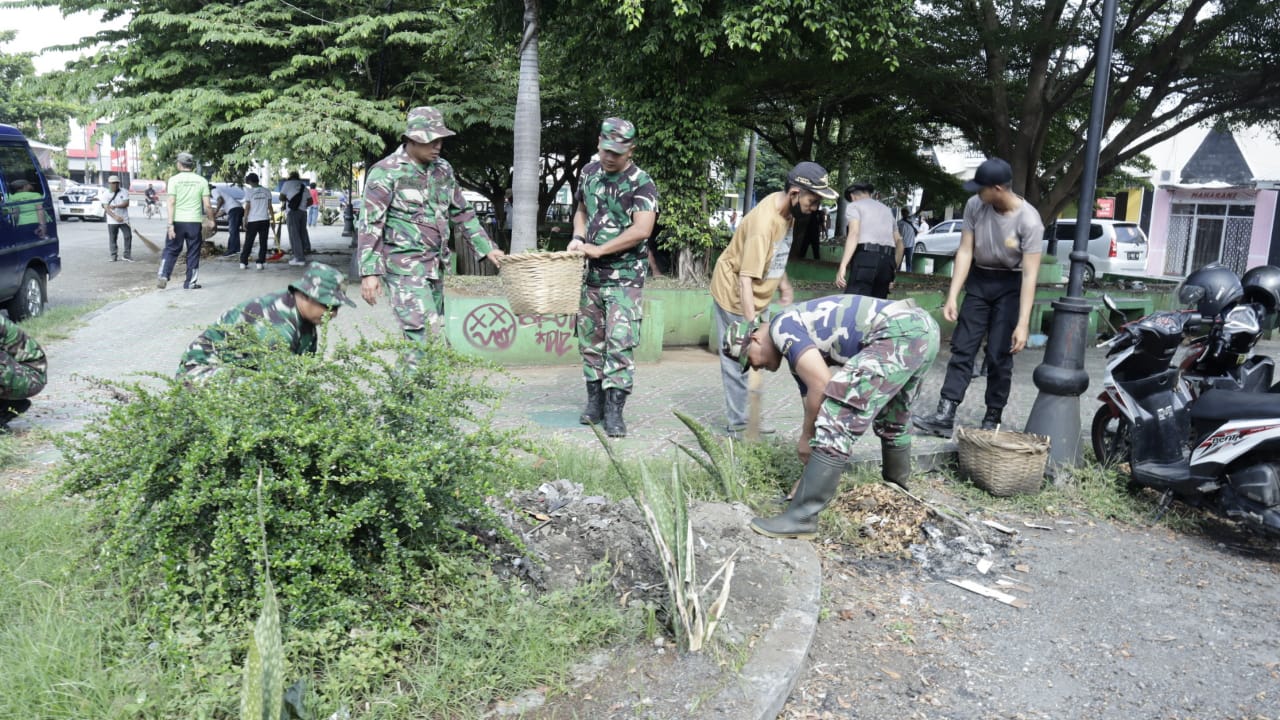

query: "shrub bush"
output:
58 334 521 629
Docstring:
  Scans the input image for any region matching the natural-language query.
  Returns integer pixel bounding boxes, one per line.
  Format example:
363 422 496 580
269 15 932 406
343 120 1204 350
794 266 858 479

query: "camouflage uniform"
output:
0 315 46 400
767 294 939 459
177 262 354 382
575 121 659 392
358 107 494 343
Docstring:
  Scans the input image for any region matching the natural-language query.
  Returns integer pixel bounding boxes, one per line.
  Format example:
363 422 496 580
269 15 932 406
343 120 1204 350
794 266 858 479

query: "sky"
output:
2 4 125 74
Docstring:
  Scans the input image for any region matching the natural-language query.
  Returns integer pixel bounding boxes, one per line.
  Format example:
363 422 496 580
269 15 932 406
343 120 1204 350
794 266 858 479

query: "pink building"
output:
1146 128 1280 278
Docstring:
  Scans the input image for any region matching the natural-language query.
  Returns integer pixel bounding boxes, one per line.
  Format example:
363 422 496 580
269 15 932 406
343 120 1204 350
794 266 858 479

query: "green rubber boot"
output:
881 440 912 491
750 452 846 540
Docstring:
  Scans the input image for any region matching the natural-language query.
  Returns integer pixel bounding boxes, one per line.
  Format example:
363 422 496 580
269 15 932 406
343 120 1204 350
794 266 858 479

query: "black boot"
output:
579 381 604 425
0 398 31 431
603 388 628 438
882 440 912 491
980 407 1003 431
913 398 958 438
750 452 846 539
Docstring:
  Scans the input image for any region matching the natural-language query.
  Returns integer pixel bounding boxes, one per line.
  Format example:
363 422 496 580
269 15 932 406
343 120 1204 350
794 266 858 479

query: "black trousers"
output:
241 220 270 264
845 245 896 298
939 267 1022 409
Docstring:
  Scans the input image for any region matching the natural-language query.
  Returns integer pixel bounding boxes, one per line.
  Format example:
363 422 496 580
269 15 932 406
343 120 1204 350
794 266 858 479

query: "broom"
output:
103 204 161 253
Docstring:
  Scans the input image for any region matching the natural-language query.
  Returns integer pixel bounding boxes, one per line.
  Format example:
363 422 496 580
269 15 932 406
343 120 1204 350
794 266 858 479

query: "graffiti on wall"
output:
462 303 577 356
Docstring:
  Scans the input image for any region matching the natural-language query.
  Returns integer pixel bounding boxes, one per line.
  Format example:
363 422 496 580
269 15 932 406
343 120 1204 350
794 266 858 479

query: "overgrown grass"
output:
0 490 165 717
18 300 107 344
0 487 637 719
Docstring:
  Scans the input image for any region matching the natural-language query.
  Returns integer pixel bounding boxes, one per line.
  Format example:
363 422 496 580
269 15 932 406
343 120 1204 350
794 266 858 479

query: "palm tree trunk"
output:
510 0 541 254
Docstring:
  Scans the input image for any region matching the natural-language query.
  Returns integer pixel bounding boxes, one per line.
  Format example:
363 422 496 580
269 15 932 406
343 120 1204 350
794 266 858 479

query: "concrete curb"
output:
708 533 822 720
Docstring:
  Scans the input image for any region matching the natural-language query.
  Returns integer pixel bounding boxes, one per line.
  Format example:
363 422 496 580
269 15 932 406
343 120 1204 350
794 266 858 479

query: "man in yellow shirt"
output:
709 161 837 438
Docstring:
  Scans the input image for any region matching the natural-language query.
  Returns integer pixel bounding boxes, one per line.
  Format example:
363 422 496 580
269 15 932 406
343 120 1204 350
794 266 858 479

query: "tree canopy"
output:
23 0 1280 233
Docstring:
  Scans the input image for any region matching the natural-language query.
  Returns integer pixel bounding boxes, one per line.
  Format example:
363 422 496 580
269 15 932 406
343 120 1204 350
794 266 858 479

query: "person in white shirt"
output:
99 175 132 261
240 173 275 270
213 181 246 257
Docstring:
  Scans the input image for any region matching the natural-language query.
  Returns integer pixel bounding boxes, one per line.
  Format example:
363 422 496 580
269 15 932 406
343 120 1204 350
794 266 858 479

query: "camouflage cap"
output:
599 117 637 153
402 106 456 144
720 320 756 373
289 262 356 309
176 152 195 168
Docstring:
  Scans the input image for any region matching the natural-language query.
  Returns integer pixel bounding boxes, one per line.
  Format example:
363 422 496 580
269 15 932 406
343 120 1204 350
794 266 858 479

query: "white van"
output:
1042 219 1148 284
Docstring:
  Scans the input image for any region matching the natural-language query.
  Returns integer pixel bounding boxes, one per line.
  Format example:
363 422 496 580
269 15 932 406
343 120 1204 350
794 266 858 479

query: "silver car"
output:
1042 219 1148 284
912 219 964 257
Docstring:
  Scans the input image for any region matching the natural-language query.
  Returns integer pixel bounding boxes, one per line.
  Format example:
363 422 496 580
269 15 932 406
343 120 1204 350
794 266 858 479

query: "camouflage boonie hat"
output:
402 106 456 144
599 117 637 153
721 320 756 373
290 262 356 308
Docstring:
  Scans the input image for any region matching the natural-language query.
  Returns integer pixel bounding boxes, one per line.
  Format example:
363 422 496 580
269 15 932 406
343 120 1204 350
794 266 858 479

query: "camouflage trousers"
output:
577 284 643 391
813 302 939 459
384 273 446 339
0 352 46 401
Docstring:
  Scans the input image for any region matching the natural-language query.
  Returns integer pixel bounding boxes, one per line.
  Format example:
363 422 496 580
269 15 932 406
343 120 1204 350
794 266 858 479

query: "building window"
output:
1164 202 1254 276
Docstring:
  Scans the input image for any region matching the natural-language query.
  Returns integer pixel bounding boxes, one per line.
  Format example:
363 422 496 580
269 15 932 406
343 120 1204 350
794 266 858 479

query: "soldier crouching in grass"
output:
177 262 354 382
720 294 939 540
0 315 46 430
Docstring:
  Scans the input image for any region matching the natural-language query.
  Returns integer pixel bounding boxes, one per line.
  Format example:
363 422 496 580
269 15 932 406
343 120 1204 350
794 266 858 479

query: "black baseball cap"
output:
963 157 1013 193
786 161 839 200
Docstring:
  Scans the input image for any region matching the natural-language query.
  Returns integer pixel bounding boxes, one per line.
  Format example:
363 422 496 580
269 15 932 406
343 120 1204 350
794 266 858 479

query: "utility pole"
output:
1023 0 1120 473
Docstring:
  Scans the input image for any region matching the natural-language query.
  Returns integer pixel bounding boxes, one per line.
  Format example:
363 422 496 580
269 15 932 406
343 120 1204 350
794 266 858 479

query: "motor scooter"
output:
1091 299 1280 535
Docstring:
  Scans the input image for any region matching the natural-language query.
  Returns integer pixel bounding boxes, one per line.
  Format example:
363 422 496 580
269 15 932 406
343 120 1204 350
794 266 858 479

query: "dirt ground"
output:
492 470 1280 720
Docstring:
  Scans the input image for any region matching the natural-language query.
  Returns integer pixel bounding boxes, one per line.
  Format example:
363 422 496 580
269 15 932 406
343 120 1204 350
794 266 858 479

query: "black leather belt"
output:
857 244 895 255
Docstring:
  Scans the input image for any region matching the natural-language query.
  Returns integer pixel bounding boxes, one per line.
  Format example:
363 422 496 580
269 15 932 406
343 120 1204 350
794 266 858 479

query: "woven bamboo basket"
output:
955 426 1050 496
499 251 586 315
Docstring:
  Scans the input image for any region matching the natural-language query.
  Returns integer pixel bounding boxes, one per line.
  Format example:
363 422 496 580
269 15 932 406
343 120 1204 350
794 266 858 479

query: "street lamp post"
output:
1023 0 1120 473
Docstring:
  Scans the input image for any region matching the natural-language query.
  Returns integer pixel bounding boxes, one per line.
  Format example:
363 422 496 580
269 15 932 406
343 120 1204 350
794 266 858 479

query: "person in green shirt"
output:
160 152 214 290
6 179 47 237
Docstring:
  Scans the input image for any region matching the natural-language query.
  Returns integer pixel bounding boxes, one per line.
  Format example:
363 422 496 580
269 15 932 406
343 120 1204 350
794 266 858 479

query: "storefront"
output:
1147 185 1279 277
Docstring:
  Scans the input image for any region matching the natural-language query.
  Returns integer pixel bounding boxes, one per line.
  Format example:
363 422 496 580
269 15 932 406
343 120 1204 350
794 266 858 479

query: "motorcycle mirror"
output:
1102 294 1121 314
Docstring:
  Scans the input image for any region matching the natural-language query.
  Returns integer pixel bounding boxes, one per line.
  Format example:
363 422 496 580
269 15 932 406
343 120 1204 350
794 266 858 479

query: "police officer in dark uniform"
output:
914 158 1043 436
835 182 901 298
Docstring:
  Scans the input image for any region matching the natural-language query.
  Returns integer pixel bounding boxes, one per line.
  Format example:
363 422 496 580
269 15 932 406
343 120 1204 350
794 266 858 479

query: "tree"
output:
510 0 541 253
0 30 74 148
551 0 917 278
35 0 491 180
902 0 1280 219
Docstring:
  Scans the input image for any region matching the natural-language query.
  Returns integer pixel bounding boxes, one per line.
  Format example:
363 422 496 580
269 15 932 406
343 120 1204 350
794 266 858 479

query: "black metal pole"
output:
342 165 355 240
1023 0 1119 472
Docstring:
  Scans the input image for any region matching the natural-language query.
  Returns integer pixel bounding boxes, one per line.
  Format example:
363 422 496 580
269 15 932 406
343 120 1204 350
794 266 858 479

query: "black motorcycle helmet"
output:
1178 262 1243 318
1241 264 1280 329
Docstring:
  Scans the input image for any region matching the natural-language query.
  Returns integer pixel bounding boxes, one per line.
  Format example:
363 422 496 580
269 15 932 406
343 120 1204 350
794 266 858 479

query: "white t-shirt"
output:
214 184 245 211
99 188 129 225
766 228 793 279
243 185 273 223
280 179 307 211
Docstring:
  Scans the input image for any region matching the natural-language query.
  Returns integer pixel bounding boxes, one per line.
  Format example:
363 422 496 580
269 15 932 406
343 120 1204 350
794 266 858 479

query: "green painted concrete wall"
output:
446 296 664 364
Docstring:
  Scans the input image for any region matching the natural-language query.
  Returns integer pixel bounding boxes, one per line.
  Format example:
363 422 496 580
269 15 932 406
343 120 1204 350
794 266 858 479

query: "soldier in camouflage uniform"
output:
565 118 659 438
0 314 46 429
177 262 354 382
721 293 939 539
358 106 505 355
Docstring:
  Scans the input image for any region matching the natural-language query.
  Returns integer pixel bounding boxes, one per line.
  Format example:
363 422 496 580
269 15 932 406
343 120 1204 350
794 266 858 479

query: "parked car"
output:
912 219 964 257
56 184 108 222
0 124 62 319
1042 218 1148 284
